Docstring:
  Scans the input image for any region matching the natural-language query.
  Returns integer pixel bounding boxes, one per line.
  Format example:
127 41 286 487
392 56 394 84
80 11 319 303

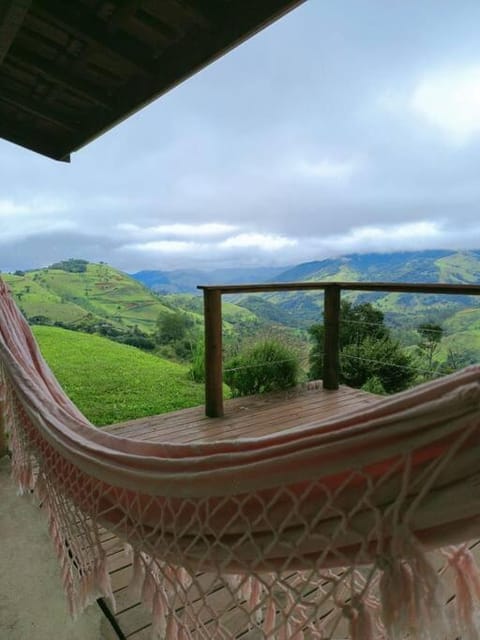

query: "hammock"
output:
1 277 480 640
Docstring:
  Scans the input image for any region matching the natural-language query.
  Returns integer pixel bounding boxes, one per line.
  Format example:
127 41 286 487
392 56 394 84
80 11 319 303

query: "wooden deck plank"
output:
105 384 377 443
98 385 379 639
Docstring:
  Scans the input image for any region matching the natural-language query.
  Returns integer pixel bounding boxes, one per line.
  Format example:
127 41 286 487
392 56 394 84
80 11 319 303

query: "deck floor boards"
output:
99 385 379 639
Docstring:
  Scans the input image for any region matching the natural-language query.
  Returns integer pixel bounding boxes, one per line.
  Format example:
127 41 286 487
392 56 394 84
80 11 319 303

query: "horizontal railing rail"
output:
198 281 480 417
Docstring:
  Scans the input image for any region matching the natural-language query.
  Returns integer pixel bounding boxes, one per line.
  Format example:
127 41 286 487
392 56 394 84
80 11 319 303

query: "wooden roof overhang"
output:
0 0 305 162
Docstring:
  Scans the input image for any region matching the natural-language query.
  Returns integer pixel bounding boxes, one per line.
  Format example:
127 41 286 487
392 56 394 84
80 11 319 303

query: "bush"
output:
224 339 299 397
190 339 205 382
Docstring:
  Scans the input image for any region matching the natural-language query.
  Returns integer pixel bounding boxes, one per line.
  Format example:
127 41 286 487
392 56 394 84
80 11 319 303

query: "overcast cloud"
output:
2 1 480 273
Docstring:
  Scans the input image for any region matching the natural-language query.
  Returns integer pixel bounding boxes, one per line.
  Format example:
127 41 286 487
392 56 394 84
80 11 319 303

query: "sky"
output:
2 1 480 273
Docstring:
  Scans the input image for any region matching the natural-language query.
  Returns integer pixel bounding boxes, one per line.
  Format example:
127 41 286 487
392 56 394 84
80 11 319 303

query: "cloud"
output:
294 158 358 180
410 65 480 144
0 196 76 243
117 222 237 238
220 233 297 251
123 240 197 253
316 221 443 254
0 197 68 217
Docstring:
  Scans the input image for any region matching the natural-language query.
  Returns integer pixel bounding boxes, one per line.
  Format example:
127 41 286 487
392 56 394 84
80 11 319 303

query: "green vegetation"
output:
155 310 197 360
224 338 300 396
3 261 179 334
33 326 204 426
49 258 89 273
309 301 415 393
415 322 444 379
3 250 479 417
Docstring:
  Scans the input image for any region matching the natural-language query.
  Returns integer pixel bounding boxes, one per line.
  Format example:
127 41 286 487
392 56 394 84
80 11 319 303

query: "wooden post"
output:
323 285 341 390
203 288 224 417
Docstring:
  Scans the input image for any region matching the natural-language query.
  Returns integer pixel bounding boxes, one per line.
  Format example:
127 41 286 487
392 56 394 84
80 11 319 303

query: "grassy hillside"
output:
4 262 181 333
3 262 256 339
33 326 204 426
162 293 258 328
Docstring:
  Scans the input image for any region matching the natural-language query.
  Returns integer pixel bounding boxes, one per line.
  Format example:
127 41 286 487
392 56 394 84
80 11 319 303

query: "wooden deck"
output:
99 384 379 639
106 382 377 444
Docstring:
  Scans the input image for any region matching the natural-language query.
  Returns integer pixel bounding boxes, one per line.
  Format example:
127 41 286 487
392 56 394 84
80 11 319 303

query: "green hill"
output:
33 325 204 426
3 261 257 338
3 261 191 333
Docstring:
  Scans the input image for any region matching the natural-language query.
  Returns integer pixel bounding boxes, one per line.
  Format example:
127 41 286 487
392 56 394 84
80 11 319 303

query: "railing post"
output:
203 288 224 417
323 284 341 390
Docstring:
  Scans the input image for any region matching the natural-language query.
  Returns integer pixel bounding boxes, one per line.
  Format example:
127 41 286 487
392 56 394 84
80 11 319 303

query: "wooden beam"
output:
33 0 158 74
0 84 77 131
204 288 224 418
198 282 480 296
0 0 31 65
7 44 112 108
0 115 69 161
322 285 341 390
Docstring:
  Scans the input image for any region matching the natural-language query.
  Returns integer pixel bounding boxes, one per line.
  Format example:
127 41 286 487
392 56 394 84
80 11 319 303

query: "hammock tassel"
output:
165 611 179 640
343 595 375 640
263 594 277 636
96 555 115 610
249 576 264 623
142 570 157 611
379 553 415 638
151 587 168 639
128 551 146 600
379 536 445 639
447 544 480 640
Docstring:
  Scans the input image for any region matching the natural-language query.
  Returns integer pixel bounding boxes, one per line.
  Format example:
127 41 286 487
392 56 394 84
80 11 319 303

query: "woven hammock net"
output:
2 278 480 640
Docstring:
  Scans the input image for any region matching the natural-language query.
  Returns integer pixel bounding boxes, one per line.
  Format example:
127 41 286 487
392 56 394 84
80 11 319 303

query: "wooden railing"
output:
199 281 480 417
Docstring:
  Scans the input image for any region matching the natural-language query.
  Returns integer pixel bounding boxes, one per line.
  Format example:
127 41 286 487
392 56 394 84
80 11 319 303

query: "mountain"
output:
132 266 287 294
272 250 465 283
228 250 480 330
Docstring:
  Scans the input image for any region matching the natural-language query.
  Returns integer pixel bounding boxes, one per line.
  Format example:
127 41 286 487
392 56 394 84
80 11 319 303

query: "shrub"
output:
190 339 205 382
224 339 299 397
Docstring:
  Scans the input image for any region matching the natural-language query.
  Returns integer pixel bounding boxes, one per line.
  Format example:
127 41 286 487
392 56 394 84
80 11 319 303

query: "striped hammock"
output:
1 276 480 640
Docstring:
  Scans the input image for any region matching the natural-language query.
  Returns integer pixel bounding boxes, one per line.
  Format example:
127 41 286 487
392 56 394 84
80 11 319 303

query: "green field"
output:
33 326 205 426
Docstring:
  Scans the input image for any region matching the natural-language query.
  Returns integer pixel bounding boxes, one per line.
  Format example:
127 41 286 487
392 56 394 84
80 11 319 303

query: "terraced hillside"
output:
3 261 258 337
3 262 195 333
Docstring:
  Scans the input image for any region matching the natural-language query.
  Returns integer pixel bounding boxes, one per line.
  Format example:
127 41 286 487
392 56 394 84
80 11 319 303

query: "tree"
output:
156 312 194 345
156 311 200 361
416 322 443 378
309 300 414 393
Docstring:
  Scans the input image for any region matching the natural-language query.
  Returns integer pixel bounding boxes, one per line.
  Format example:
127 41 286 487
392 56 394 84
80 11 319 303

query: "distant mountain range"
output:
132 250 480 293
131 266 287 294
